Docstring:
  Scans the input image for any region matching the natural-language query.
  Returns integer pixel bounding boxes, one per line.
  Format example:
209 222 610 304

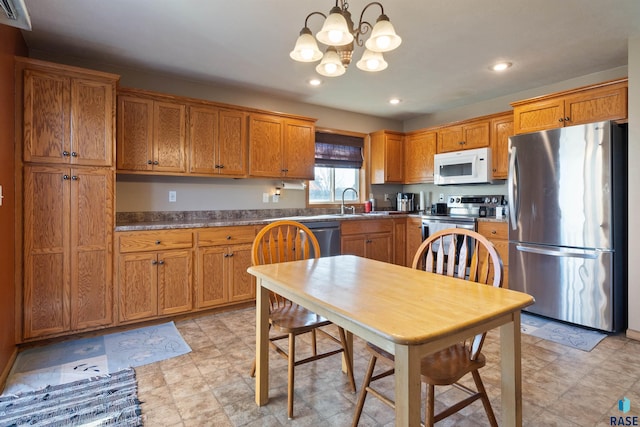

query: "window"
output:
309 131 364 204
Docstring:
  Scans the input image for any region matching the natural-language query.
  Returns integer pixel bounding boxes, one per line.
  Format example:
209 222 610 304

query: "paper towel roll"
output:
280 181 307 190
419 191 425 212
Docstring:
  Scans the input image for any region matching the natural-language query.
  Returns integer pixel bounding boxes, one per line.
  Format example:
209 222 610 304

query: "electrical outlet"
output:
384 193 390 201
169 191 177 202
272 194 279 203
439 193 445 202
263 193 269 203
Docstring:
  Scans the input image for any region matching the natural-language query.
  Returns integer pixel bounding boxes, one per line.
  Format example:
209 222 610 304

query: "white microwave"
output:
434 147 493 185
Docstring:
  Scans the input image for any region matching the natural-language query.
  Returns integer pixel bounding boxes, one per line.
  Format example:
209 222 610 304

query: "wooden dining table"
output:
248 255 534 426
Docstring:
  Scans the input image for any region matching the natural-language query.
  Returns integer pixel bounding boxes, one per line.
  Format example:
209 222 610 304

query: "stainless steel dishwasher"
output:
303 221 341 257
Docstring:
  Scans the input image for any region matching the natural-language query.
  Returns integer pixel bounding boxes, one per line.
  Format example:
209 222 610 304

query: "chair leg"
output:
351 354 377 427
425 384 435 427
472 370 498 427
338 327 356 392
250 358 256 377
311 329 317 356
287 333 295 419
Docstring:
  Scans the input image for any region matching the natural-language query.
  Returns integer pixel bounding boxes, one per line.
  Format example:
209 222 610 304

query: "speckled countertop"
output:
477 217 509 224
115 209 420 232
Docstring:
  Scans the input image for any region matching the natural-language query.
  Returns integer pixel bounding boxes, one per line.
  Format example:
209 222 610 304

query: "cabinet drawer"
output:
118 230 194 252
341 219 393 235
198 226 256 246
477 221 508 240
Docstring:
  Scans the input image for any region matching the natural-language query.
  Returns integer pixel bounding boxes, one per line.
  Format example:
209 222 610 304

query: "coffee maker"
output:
396 193 416 212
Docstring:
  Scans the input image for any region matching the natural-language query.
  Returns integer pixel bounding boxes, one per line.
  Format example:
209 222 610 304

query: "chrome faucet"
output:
341 187 358 215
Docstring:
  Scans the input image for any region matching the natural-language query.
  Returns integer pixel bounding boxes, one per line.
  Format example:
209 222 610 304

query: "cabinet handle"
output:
558 118 564 122
155 240 161 245
71 152 78 157
62 151 70 157
158 260 165 265
491 230 497 234
227 253 233 257
565 117 570 122
71 175 79 180
147 160 153 165
62 174 70 180
151 260 158 265
226 235 231 240
153 160 159 165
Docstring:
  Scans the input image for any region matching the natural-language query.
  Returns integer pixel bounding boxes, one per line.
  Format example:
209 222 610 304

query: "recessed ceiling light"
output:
490 62 512 72
389 98 401 105
309 78 322 86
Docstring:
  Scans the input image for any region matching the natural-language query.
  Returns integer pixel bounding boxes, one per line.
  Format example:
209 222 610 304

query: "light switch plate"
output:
263 193 269 203
169 191 177 202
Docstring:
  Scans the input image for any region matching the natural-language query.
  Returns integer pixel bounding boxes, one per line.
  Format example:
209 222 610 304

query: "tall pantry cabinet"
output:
16 58 118 340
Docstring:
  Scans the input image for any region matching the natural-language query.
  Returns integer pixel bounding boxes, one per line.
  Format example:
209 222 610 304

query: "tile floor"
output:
135 307 640 426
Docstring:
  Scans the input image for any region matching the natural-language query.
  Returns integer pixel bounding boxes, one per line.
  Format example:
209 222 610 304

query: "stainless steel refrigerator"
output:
508 121 627 332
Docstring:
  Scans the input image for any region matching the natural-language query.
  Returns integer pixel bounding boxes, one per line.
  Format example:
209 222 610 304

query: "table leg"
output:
500 311 523 427
342 330 353 375
394 344 422 426
256 281 270 406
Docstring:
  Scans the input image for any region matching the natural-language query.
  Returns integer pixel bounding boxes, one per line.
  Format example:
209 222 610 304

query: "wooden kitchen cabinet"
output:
116 230 193 322
248 113 316 179
370 130 404 184
196 226 256 309
393 218 406 266
22 165 114 339
22 64 115 166
490 113 513 180
341 219 394 263
188 106 247 176
437 120 490 153
405 216 424 267
512 79 627 135
404 130 436 183
477 221 509 289
117 93 187 173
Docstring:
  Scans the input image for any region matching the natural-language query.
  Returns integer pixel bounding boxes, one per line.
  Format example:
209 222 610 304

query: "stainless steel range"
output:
421 195 505 240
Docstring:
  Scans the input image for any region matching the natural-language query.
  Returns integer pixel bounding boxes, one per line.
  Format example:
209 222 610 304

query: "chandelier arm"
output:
304 11 327 28
354 2 384 46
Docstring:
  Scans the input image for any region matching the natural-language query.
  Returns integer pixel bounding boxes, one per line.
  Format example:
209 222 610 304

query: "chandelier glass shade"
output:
290 1 401 77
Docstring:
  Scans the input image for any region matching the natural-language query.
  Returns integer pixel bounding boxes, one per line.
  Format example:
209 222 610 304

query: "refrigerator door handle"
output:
507 145 518 230
515 244 601 259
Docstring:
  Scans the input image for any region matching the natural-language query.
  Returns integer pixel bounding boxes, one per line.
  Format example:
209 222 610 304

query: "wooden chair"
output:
352 228 503 427
250 220 356 419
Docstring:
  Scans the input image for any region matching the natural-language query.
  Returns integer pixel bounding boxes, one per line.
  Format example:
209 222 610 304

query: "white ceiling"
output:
17 0 640 120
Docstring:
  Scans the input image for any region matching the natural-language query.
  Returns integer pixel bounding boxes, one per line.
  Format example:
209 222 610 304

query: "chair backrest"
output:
411 228 504 359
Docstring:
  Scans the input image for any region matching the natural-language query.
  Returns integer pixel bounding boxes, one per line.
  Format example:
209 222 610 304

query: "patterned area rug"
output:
521 312 607 351
0 368 141 426
3 322 191 395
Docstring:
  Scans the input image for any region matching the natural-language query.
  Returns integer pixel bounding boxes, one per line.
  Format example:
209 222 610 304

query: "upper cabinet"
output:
512 79 627 135
489 113 513 180
22 66 116 167
404 130 436 184
370 130 404 184
248 113 316 179
117 92 187 173
189 106 247 177
437 120 490 153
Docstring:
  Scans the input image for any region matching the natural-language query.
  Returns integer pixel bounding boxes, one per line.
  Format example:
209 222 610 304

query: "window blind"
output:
315 131 364 168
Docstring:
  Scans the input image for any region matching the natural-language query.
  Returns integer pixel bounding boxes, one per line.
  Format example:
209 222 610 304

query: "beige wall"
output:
627 37 639 337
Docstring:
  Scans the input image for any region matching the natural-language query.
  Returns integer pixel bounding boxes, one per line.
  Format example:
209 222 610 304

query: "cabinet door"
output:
283 119 315 179
70 167 114 330
367 233 393 263
217 110 247 176
153 102 186 173
341 235 367 258
513 98 564 135
228 243 254 302
119 253 158 322
404 131 436 183
70 78 114 166
436 126 463 153
564 83 627 126
188 105 218 174
461 121 490 150
394 219 406 266
117 96 154 171
405 217 424 267
249 114 284 177
490 115 513 180
158 250 193 315
384 134 404 183
196 246 228 308
23 69 71 164
23 165 70 338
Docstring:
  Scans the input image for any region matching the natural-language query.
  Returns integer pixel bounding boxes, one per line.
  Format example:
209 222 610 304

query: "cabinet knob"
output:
153 160 159 165
62 151 70 156
565 117 571 122
491 230 497 234
227 253 233 257
71 175 79 180
147 160 153 164
219 164 224 169
155 240 161 245
151 260 158 265
558 118 564 122
71 152 78 157
158 260 165 265
62 174 70 180
226 235 231 240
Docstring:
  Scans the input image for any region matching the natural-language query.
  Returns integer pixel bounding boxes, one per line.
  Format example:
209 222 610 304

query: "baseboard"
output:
0 347 18 394
626 328 640 341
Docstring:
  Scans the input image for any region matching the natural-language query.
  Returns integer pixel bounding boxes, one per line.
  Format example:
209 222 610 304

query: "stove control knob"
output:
492 197 498 203
456 197 461 203
449 197 455 203
484 197 491 203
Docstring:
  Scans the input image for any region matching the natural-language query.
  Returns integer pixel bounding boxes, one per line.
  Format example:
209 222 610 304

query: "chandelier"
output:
289 1 401 77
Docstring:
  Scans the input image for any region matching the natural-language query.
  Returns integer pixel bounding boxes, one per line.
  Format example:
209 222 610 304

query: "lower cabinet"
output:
341 219 394 263
405 217 424 267
116 230 194 322
196 226 256 309
477 221 509 288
